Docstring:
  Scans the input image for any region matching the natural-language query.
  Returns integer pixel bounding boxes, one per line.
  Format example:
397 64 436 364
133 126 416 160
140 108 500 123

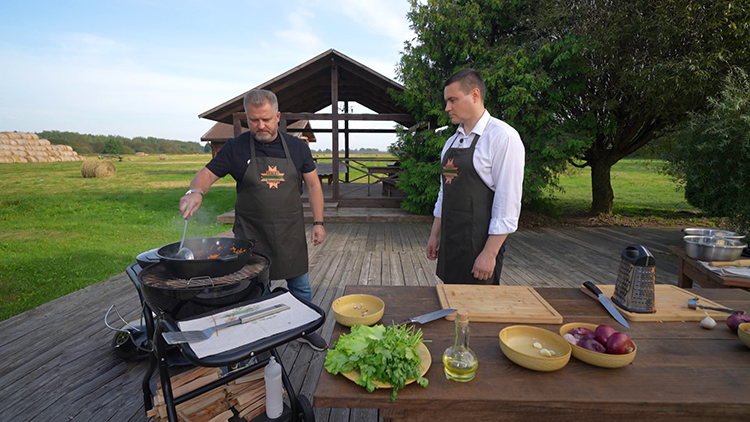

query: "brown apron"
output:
232 133 308 280
437 133 504 285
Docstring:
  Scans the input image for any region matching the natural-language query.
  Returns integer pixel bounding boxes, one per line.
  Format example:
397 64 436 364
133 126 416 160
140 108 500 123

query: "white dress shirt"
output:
433 110 525 235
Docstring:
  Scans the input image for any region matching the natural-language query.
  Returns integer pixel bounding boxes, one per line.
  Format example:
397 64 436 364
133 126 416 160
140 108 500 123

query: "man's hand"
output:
426 235 439 260
311 225 326 246
179 193 202 219
471 250 497 280
426 217 441 260
471 234 507 280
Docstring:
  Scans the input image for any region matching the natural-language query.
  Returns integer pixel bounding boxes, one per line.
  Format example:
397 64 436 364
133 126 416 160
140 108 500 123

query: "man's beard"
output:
254 131 273 141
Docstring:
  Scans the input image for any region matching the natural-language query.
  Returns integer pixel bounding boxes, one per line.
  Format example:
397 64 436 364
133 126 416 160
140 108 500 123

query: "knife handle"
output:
583 281 603 296
394 318 413 326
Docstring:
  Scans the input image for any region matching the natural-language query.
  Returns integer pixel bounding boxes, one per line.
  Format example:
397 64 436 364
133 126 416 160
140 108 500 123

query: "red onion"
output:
605 332 635 354
595 324 617 345
570 327 595 339
578 336 606 353
726 313 750 333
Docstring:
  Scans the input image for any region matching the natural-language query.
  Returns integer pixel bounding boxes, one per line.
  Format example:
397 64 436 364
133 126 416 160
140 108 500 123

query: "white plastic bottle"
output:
264 356 284 419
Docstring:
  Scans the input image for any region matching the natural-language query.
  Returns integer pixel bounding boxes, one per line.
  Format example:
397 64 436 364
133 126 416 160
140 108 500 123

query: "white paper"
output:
721 267 750 278
177 292 321 358
699 261 750 278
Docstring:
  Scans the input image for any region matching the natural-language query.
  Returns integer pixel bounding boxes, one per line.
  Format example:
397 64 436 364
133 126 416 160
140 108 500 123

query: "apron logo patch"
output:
260 165 285 189
442 158 458 184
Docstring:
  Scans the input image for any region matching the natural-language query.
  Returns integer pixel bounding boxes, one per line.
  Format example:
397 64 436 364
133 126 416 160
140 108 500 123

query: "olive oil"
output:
442 310 478 382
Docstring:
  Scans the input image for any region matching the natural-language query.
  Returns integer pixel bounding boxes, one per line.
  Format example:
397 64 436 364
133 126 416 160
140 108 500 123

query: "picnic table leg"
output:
677 257 693 288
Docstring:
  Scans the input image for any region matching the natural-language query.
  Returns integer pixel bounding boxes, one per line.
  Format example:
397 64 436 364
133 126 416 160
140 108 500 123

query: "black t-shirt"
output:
206 131 316 193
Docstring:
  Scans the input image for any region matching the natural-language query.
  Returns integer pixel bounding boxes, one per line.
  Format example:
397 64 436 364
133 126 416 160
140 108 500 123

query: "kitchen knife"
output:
709 259 750 267
582 281 630 329
396 308 457 325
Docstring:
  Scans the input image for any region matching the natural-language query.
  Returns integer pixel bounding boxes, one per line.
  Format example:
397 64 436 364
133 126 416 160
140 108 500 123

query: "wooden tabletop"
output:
314 285 750 422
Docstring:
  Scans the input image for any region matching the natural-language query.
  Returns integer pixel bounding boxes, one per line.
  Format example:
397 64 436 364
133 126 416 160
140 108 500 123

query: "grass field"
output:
554 159 696 215
0 155 697 321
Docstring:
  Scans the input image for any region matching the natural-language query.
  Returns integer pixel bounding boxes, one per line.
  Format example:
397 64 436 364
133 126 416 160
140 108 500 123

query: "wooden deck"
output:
0 223 688 422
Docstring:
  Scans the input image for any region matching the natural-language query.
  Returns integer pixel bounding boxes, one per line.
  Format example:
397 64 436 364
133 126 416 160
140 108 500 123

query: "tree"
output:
553 0 750 214
394 0 587 214
102 138 124 155
660 68 750 233
395 0 750 215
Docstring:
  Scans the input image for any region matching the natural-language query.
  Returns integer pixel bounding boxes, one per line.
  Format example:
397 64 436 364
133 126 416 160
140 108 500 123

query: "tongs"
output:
162 304 289 344
687 298 744 315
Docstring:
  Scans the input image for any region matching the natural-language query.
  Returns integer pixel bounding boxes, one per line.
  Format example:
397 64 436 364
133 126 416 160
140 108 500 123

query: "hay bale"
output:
80 159 117 178
158 154 167 160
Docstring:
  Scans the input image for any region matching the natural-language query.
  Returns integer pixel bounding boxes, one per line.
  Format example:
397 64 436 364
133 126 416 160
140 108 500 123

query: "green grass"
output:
0 155 694 321
552 159 700 218
0 154 236 320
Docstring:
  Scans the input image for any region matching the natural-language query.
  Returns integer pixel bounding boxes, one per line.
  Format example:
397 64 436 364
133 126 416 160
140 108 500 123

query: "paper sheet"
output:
698 261 750 278
177 292 321 358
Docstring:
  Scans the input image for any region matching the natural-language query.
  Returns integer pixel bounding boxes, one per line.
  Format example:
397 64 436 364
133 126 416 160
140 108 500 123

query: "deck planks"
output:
0 223 686 422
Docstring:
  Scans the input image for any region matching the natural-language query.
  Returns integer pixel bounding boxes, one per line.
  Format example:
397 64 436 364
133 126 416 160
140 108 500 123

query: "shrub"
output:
389 128 446 215
660 68 750 233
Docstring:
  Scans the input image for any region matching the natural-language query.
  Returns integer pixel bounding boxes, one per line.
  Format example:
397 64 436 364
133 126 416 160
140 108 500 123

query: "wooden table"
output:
669 245 750 290
315 162 347 184
314 285 750 422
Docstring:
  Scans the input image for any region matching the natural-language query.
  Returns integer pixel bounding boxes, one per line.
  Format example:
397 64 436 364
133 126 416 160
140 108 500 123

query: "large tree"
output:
394 0 587 213
395 0 750 215
556 0 750 214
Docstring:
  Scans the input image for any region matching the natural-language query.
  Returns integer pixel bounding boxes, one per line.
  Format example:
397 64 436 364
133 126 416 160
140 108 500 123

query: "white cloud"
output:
329 0 413 47
274 9 326 55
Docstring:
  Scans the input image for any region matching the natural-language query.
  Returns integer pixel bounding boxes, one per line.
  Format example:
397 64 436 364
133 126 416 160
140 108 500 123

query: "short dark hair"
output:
243 89 278 113
444 69 485 101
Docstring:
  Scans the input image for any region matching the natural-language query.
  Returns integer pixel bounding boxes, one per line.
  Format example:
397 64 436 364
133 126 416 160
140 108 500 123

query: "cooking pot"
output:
156 237 256 279
139 252 271 320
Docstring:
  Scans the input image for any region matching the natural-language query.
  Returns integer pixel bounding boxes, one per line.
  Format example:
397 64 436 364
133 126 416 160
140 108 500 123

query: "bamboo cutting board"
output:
436 285 563 324
579 284 733 322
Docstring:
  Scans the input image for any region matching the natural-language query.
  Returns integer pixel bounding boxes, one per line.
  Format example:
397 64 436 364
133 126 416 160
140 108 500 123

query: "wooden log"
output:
206 410 234 422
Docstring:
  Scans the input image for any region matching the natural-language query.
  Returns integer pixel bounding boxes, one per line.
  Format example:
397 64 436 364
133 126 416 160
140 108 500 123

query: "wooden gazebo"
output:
198 49 416 207
201 121 316 157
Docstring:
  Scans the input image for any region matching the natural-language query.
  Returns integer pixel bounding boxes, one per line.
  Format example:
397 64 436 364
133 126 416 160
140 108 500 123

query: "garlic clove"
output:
700 311 716 330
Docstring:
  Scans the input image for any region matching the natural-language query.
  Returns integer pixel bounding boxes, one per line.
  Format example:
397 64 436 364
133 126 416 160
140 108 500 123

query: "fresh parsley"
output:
324 323 429 401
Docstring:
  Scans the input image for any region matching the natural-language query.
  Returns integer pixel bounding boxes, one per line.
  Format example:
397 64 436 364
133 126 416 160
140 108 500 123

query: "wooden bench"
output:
364 164 400 196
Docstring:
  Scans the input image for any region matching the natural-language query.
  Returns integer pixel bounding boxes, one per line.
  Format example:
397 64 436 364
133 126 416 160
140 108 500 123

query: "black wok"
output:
156 237 256 279
139 252 270 320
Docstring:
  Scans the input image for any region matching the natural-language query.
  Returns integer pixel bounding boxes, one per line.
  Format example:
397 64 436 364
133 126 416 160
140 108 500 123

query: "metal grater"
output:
612 244 657 313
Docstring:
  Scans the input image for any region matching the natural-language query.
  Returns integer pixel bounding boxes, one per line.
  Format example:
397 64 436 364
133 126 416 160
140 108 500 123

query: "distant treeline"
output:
310 147 388 154
36 130 208 155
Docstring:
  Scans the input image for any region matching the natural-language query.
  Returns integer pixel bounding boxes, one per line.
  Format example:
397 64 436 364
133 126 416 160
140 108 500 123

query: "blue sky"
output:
0 0 415 150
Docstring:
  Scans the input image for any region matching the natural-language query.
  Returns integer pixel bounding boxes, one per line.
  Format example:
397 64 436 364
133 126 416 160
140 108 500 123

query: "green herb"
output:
324 324 429 401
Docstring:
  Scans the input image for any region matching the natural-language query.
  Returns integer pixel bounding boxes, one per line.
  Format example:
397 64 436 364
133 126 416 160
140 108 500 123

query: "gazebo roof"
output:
198 49 414 127
200 121 317 143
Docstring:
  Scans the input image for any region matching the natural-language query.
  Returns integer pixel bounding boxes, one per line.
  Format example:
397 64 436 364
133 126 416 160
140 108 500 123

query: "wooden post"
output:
331 58 340 200
344 100 350 183
233 114 243 138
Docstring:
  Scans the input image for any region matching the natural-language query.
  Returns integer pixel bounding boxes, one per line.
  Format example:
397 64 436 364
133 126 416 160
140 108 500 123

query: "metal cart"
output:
123 262 325 422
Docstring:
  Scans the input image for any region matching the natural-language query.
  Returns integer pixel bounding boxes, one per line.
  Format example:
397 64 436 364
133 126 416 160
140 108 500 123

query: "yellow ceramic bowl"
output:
331 294 385 327
559 323 637 368
499 325 571 372
738 322 750 350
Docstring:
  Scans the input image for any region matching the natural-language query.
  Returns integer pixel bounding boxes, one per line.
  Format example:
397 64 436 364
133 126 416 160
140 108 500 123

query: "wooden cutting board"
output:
579 284 733 322
436 285 563 324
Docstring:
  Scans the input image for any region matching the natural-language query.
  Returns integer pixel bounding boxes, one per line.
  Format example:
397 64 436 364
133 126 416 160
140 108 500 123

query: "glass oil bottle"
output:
442 310 478 382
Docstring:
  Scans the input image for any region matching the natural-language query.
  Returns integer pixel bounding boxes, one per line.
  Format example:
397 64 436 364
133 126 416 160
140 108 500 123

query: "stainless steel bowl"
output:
682 228 745 240
683 235 747 261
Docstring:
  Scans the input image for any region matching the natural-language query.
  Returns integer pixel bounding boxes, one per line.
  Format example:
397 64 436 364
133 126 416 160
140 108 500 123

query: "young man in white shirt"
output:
426 69 525 284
